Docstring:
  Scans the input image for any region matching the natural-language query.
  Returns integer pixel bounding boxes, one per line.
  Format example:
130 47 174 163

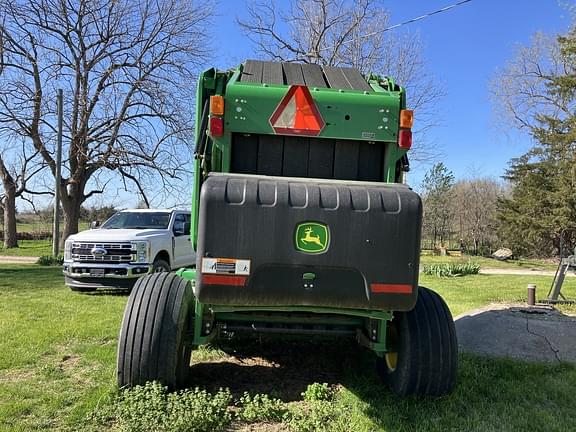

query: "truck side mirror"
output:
90 221 100 229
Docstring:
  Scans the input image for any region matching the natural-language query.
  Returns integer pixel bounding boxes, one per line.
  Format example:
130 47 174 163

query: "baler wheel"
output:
377 286 457 396
117 272 193 389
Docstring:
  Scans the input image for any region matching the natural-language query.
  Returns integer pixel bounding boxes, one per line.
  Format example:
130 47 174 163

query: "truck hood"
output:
66 229 167 242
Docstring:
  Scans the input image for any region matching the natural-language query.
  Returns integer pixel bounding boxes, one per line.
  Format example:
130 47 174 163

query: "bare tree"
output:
0 141 45 248
491 32 570 131
0 0 212 245
238 0 443 159
452 178 503 255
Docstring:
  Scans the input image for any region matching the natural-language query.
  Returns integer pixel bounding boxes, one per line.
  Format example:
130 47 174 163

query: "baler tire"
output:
377 286 457 396
117 272 193 389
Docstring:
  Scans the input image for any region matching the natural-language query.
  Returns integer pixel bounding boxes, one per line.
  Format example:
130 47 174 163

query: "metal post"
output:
527 284 536 306
52 89 63 256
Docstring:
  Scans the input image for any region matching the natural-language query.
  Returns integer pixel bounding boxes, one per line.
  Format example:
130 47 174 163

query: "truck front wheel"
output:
117 272 193 389
152 258 170 273
377 286 457 396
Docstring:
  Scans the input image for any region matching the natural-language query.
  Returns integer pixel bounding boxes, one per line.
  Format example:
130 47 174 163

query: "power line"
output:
315 0 473 54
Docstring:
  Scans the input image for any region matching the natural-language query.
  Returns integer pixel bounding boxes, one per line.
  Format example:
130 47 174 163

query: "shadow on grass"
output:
84 288 131 297
186 336 576 431
187 337 361 401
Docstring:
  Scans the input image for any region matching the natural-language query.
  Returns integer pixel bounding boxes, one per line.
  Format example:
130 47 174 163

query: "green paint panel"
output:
224 82 400 142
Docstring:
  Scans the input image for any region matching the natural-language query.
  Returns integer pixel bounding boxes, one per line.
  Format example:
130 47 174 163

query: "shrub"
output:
37 255 64 266
422 261 481 277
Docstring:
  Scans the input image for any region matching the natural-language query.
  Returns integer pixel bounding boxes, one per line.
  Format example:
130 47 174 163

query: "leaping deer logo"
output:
300 227 325 248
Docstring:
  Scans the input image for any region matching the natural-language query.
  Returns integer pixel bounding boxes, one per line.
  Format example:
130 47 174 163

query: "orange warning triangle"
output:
269 85 325 136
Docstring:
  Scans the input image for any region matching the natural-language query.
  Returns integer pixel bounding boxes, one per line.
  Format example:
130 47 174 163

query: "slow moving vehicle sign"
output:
269 85 325 136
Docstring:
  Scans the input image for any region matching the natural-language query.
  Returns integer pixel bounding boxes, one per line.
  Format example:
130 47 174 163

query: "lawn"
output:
0 265 575 431
420 253 559 272
14 222 90 233
0 240 52 257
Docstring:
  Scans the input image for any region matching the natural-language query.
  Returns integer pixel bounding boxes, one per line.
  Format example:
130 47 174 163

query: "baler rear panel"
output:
195 173 421 311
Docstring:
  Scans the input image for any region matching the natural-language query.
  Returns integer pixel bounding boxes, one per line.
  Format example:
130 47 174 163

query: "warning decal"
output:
201 258 251 276
269 85 325 136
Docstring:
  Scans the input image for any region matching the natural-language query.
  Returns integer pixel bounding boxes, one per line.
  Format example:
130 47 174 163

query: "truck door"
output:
172 213 195 268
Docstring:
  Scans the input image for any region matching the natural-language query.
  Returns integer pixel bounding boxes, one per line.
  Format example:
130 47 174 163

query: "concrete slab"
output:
455 304 576 364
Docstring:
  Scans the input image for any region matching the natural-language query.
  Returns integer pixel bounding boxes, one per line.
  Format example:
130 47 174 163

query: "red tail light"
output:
398 129 412 149
209 117 224 137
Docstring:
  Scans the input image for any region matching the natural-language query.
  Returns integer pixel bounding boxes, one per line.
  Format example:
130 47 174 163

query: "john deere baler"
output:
117 60 458 397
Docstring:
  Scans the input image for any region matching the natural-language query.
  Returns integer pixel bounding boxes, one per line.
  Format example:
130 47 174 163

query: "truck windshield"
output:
101 212 171 229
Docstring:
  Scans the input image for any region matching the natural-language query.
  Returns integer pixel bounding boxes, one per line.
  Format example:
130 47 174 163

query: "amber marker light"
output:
400 109 414 129
210 95 225 116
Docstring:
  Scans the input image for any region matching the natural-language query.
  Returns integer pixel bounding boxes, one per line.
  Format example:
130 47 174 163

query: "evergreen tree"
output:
421 163 455 250
497 28 576 257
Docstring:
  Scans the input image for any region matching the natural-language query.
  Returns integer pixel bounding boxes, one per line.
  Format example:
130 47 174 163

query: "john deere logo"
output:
295 222 329 254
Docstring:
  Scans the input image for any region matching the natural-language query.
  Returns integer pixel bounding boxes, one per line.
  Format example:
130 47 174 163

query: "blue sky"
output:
24 0 571 211
211 0 573 189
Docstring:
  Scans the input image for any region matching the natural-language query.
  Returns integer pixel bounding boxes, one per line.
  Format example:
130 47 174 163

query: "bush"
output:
422 261 481 277
37 255 64 266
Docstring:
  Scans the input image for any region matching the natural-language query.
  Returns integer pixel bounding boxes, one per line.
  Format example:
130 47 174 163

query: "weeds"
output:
288 383 339 431
301 382 333 402
90 382 342 432
36 254 64 266
92 382 232 432
237 392 287 422
422 261 480 277
287 400 341 432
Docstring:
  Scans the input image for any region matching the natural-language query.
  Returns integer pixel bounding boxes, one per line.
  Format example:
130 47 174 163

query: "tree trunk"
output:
2 185 18 249
60 185 83 248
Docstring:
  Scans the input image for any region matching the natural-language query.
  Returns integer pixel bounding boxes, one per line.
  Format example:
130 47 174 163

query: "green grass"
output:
0 265 127 431
1 265 575 431
13 222 90 233
420 254 559 271
420 273 576 317
0 239 53 257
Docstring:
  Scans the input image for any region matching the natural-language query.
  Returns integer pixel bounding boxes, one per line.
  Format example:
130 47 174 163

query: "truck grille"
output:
71 242 134 264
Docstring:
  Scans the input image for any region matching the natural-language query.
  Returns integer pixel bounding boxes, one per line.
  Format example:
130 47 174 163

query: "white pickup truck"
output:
63 209 195 291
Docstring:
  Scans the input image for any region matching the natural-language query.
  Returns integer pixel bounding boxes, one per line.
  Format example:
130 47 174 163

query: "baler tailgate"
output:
195 173 422 311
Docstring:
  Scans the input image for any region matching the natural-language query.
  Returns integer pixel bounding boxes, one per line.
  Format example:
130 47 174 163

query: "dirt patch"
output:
38 344 96 386
0 255 37 264
188 337 360 401
227 421 289 432
0 367 36 383
59 354 82 371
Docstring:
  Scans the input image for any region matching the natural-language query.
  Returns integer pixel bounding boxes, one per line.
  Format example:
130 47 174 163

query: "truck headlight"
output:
64 240 73 261
131 241 149 263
